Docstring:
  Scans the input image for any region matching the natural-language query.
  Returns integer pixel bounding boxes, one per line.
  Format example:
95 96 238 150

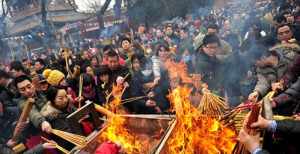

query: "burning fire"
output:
99 85 143 154
167 86 236 154
99 114 143 153
98 60 236 154
164 60 193 84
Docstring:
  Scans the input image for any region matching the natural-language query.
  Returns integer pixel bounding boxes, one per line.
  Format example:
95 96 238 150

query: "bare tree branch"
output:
67 0 80 12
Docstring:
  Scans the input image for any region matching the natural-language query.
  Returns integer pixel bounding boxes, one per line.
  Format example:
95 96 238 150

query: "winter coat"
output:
270 42 300 64
254 59 289 97
40 102 77 150
16 93 48 129
192 50 226 94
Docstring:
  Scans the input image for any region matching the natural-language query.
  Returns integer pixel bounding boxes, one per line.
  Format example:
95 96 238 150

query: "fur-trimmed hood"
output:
40 102 62 118
270 42 300 53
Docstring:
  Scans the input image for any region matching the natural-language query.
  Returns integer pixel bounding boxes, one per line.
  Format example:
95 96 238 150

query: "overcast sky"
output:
75 0 116 12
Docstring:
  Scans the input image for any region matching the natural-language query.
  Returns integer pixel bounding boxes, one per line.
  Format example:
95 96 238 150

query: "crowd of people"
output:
1 0 300 153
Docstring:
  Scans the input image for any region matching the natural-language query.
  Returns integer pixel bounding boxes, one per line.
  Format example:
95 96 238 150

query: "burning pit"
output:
71 114 176 154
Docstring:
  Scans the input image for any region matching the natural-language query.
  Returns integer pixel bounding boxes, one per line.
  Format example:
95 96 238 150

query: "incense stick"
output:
78 74 83 108
120 96 148 105
105 73 131 103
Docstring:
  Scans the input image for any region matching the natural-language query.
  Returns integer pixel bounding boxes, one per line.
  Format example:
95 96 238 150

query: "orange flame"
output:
167 87 236 154
99 114 142 153
100 84 143 153
164 60 193 84
105 84 124 113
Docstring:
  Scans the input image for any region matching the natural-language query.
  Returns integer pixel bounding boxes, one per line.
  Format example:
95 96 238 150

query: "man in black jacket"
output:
106 49 130 83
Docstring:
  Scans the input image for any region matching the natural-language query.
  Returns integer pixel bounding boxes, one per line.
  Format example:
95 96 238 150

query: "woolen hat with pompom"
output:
43 69 65 86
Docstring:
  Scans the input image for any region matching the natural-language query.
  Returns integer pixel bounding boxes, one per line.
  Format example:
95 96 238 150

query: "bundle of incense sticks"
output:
198 92 229 117
233 103 261 154
51 129 87 148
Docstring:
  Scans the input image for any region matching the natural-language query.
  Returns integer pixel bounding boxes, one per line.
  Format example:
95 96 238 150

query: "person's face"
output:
138 25 146 34
180 30 188 39
17 80 35 98
22 61 27 68
83 51 90 60
39 82 49 92
286 15 295 24
11 69 24 78
207 28 218 35
34 62 43 71
103 51 109 60
132 59 141 72
158 47 170 61
156 30 163 38
91 58 98 66
166 27 173 36
277 26 293 42
86 66 94 76
202 43 219 57
0 77 6 86
100 74 109 83
59 79 68 87
107 56 120 70
122 40 131 50
54 89 68 110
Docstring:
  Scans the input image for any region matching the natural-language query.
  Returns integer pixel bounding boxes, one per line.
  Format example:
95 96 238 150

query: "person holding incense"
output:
129 53 168 113
106 49 130 83
192 34 227 95
41 86 78 150
239 115 300 154
95 65 112 104
248 50 290 103
6 75 52 149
